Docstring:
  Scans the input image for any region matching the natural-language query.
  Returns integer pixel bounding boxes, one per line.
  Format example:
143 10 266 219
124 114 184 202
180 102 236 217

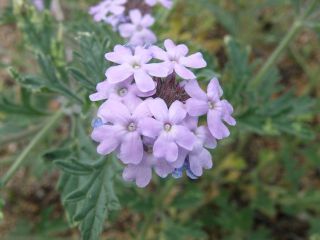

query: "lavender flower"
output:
92 100 151 164
151 39 207 79
105 45 169 92
145 0 173 9
185 78 236 140
32 0 44 11
90 40 236 187
140 98 196 163
89 0 127 22
118 9 157 46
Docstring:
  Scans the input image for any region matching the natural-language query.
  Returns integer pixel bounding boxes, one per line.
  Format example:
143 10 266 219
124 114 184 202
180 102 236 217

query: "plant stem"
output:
0 110 64 188
251 0 318 87
138 179 175 240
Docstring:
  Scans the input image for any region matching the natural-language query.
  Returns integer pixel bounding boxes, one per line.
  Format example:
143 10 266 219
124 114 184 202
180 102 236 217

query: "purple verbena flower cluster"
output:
89 0 173 46
90 39 236 188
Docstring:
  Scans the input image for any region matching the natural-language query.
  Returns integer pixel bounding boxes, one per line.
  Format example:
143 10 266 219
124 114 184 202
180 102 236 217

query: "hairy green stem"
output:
0 110 64 188
139 179 175 240
251 0 318 87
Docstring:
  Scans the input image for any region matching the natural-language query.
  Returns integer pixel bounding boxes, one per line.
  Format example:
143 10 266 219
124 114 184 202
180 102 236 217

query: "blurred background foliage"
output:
0 0 319 239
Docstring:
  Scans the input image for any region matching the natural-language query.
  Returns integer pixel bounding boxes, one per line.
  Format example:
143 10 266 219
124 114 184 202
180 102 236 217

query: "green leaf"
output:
54 158 95 176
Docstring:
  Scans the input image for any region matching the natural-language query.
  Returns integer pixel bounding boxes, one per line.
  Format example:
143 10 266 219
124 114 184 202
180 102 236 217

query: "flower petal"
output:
154 159 175 178
118 23 136 38
172 125 196 151
174 64 196 80
134 69 156 92
129 9 142 25
148 98 168 122
184 79 207 100
143 63 169 78
207 110 230 140
150 45 169 61
186 98 208 116
164 39 176 51
105 45 132 64
189 148 213 176
119 132 144 164
180 52 207 68
169 101 187 124
122 163 152 188
106 64 133 84
98 100 130 124
139 118 163 138
141 14 155 27
207 77 223 101
154 134 178 162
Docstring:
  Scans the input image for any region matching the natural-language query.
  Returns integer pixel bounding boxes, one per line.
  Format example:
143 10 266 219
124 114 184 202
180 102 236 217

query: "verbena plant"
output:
0 0 319 239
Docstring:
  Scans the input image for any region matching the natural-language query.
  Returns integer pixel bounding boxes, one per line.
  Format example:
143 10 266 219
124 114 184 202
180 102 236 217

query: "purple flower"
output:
185 78 236 140
89 0 126 22
89 78 155 110
145 0 173 9
139 98 196 163
32 0 45 11
91 100 151 164
105 45 169 92
118 9 157 46
151 39 207 80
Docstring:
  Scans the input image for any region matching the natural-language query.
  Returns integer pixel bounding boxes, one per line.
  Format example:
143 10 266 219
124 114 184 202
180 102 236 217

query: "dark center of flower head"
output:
127 122 137 132
153 73 189 106
125 1 152 15
118 87 128 97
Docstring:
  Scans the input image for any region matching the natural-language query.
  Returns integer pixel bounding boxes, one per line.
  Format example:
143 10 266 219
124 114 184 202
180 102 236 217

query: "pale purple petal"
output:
98 100 130 124
134 46 152 64
139 118 163 138
134 69 156 92
172 125 196 151
106 65 133 84
148 98 169 122
118 23 136 38
89 80 112 101
164 39 176 51
207 78 223 101
143 63 169 78
184 79 208 100
122 163 152 188
196 126 217 149
119 132 144 164
129 9 142 25
189 148 212 176
154 159 175 178
180 52 207 68
105 45 132 64
176 44 189 57
154 134 178 162
168 101 187 124
141 14 155 27
132 100 151 118
174 64 196 80
207 110 230 140
186 98 209 116
150 46 169 61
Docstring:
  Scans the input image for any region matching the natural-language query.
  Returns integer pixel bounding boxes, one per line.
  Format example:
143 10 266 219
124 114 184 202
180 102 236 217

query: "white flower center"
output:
118 87 128 97
132 62 141 69
164 123 172 132
127 122 137 132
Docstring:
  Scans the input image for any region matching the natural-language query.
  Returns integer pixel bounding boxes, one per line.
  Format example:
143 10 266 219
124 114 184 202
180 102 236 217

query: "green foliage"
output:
0 0 319 239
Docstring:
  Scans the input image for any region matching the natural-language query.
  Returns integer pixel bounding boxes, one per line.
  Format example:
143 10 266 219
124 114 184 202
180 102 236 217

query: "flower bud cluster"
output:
89 0 173 46
90 39 236 187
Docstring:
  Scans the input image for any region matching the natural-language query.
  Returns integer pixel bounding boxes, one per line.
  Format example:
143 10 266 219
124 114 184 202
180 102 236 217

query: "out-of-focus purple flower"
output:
32 0 45 11
118 9 156 46
145 0 173 9
151 39 207 80
91 100 151 164
185 78 236 140
139 98 196 163
105 45 169 92
89 0 127 22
